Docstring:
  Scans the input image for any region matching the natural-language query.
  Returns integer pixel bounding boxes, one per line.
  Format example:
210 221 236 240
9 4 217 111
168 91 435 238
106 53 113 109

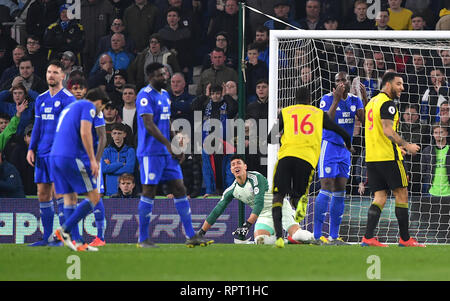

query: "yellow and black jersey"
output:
277 104 323 168
268 104 351 168
269 104 351 169
365 92 403 162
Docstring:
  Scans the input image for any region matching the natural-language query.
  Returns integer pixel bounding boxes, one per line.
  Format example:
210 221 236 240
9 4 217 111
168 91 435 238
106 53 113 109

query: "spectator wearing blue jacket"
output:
0 83 36 136
90 33 135 76
102 122 136 196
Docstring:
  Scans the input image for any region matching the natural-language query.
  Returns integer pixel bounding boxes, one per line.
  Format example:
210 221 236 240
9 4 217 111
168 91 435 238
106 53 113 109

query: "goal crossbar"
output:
267 30 450 190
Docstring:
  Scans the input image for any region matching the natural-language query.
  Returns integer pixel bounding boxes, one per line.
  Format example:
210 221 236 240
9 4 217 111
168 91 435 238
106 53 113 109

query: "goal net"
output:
268 30 450 244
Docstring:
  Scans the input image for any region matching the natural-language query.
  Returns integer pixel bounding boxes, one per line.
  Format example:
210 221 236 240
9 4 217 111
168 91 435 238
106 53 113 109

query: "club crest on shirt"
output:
54 101 61 107
320 100 326 108
350 105 356 112
149 173 155 180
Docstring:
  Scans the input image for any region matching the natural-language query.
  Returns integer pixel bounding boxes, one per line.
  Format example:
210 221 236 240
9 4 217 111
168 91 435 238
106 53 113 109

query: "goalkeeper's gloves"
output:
232 221 253 240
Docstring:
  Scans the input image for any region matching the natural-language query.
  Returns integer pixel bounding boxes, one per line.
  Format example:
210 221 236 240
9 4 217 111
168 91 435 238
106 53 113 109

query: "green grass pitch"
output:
1 243 450 281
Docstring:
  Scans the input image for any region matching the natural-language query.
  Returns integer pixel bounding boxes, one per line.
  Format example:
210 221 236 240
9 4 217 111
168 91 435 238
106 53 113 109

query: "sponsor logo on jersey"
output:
42 114 55 120
337 118 354 124
160 113 170 120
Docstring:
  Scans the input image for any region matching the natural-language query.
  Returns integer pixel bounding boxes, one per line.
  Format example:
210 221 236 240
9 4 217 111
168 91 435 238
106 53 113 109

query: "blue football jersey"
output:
136 85 171 156
50 100 97 158
319 92 363 145
79 110 105 162
29 88 76 156
92 111 105 154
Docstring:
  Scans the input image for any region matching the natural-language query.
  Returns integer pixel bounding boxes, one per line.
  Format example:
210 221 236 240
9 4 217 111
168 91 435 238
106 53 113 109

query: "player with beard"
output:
135 62 213 248
362 72 424 247
27 60 76 246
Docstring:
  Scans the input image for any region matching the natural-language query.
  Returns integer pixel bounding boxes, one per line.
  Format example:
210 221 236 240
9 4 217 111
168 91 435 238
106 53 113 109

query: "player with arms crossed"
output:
269 87 353 248
196 155 314 245
313 72 367 245
26 60 76 246
52 88 109 251
136 62 213 248
361 72 424 247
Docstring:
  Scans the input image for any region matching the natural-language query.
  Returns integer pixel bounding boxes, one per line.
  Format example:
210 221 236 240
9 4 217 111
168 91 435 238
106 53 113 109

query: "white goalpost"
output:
268 30 450 244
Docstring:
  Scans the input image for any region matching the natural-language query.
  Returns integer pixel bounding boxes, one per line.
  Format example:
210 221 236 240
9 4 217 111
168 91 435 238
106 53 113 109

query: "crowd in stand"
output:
1 0 450 199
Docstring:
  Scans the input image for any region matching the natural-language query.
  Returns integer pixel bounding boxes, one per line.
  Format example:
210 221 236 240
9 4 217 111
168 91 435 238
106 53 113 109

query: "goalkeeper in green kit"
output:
197 155 314 244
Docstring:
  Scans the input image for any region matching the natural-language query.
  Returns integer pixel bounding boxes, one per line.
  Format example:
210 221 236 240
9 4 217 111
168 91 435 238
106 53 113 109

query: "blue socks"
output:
39 201 54 241
174 196 195 239
55 197 65 226
329 191 345 240
313 190 332 239
313 190 346 240
62 200 105 242
138 195 196 242
62 199 94 237
93 199 105 240
64 204 82 242
138 196 154 243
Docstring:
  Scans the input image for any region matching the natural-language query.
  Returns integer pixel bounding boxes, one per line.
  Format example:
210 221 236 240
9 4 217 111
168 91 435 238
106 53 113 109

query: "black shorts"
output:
272 156 314 198
367 160 408 193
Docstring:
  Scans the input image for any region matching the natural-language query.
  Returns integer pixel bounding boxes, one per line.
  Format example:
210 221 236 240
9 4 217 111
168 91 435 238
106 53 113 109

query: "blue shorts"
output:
138 155 183 185
35 156 53 184
50 156 97 195
81 157 104 194
318 140 351 179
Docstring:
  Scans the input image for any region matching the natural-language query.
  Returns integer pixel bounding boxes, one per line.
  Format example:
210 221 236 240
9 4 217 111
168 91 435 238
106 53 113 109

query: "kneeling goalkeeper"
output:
197 154 314 244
